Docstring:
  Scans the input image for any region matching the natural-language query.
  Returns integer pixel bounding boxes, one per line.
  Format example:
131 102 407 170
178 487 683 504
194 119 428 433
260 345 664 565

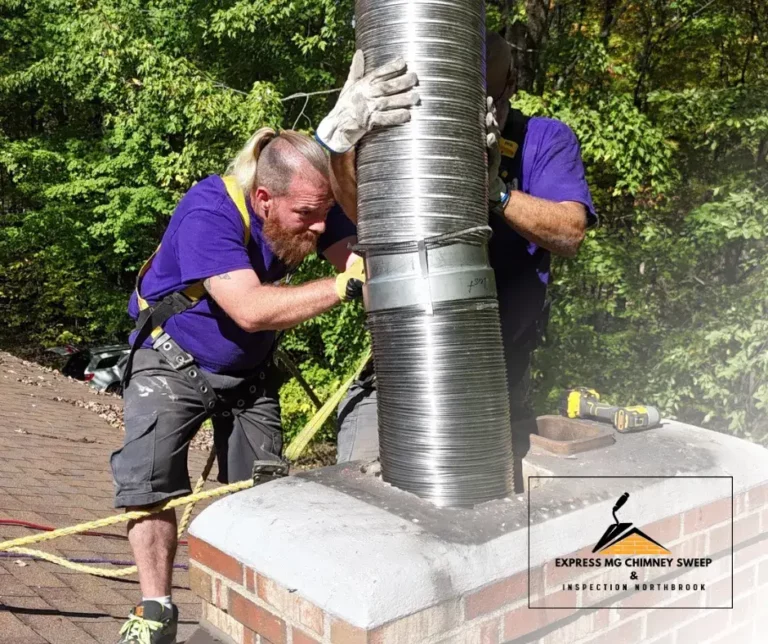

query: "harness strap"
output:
153 333 219 411
122 292 200 389
124 175 252 388
499 108 531 190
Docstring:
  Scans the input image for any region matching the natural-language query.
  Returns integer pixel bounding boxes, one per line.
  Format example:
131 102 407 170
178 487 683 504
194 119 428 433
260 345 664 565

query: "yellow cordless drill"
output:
559 387 661 432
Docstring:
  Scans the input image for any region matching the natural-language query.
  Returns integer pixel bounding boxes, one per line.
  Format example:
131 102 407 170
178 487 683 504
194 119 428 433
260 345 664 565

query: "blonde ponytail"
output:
227 127 330 197
227 127 278 195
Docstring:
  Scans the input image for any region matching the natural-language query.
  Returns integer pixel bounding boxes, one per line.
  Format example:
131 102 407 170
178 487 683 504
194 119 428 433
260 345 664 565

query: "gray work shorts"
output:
110 349 283 508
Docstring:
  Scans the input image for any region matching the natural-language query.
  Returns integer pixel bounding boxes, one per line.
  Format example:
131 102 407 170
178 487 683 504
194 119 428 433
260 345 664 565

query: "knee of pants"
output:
337 393 380 464
113 362 206 506
216 394 284 483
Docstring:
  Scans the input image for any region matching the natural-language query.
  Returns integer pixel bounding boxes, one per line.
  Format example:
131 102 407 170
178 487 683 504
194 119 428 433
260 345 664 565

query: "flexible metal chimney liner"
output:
356 0 514 507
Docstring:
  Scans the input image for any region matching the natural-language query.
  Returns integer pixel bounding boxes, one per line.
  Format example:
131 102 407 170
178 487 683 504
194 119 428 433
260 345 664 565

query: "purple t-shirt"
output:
491 113 595 347
320 113 595 350
128 175 348 374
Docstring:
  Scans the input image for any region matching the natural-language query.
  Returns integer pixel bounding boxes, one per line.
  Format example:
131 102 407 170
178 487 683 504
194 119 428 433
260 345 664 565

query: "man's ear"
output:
253 186 272 217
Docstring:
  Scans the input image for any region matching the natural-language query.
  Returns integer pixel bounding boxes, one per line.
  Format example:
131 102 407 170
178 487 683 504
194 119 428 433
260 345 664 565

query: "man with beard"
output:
329 32 596 488
113 53 418 644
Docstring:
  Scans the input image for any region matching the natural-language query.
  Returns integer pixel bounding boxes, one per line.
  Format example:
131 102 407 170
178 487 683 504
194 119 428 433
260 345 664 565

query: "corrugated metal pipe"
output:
355 0 514 507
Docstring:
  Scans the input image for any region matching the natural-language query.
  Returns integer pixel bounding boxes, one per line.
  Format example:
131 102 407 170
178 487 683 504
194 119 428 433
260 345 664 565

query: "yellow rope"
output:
0 458 252 578
0 349 371 578
0 470 249 551
5 547 141 578
177 446 218 539
284 347 372 460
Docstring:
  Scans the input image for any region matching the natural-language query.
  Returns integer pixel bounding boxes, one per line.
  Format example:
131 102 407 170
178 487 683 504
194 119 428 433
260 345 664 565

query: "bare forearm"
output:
500 191 586 257
238 280 339 332
330 149 358 223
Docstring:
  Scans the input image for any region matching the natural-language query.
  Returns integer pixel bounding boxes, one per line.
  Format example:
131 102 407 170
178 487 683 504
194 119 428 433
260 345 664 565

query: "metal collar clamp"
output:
353 226 497 314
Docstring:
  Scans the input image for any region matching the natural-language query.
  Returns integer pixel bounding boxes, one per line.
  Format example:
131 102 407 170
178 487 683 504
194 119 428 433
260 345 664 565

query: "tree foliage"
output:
2 0 767 444
489 0 768 442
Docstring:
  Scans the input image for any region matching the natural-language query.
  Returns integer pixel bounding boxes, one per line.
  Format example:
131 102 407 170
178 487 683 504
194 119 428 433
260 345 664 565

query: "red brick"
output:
759 559 768 586
478 619 500 644
503 605 546 641
575 570 631 607
528 565 545 598
710 621 755 644
214 577 227 610
734 565 756 597
292 627 321 644
619 587 666 609
747 483 768 511
257 575 324 636
755 584 768 613
593 609 610 631
645 634 675 644
229 589 286 644
711 513 760 554
543 546 596 588
537 611 599 644
709 523 733 555
709 559 756 605
707 575 734 607
683 498 732 535
705 557 733 583
735 513 761 544
577 617 643 644
642 515 681 546
735 538 768 568
188 536 243 584
675 607 731 642
734 492 748 517
435 618 500 644
331 618 368 644
645 594 701 638
370 600 461 643
731 590 758 625
188 564 213 603
245 567 257 593
673 532 707 559
243 628 257 644
465 572 527 619
531 589 577 613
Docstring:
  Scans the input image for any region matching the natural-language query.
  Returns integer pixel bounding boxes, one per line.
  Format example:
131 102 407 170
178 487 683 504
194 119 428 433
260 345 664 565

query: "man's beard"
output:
262 215 318 268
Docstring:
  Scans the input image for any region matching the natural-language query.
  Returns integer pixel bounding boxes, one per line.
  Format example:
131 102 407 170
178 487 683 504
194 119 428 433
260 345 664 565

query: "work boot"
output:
117 601 178 644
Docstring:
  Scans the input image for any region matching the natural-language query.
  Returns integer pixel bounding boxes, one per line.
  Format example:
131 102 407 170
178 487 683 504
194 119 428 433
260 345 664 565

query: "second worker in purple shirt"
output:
328 33 597 490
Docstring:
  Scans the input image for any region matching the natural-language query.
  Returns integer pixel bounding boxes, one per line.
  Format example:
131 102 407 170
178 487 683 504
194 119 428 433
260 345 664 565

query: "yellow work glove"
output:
335 256 366 302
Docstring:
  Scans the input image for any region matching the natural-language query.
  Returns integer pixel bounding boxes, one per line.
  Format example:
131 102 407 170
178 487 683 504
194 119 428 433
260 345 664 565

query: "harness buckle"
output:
153 332 195 369
162 292 194 314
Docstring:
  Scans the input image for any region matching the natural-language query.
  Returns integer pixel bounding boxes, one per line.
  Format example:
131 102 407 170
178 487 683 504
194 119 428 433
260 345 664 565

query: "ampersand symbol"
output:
630 571 638 580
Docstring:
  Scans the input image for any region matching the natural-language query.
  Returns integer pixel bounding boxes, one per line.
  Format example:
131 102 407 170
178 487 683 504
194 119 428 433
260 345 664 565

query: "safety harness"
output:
123 176 252 411
498 107 530 189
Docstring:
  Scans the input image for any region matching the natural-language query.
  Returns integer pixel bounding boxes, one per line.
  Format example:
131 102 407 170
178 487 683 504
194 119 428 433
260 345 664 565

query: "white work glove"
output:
486 96 509 215
316 50 420 154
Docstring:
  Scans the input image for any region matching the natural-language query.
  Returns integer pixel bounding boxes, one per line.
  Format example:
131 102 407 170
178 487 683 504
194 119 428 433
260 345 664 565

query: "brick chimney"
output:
186 419 768 643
